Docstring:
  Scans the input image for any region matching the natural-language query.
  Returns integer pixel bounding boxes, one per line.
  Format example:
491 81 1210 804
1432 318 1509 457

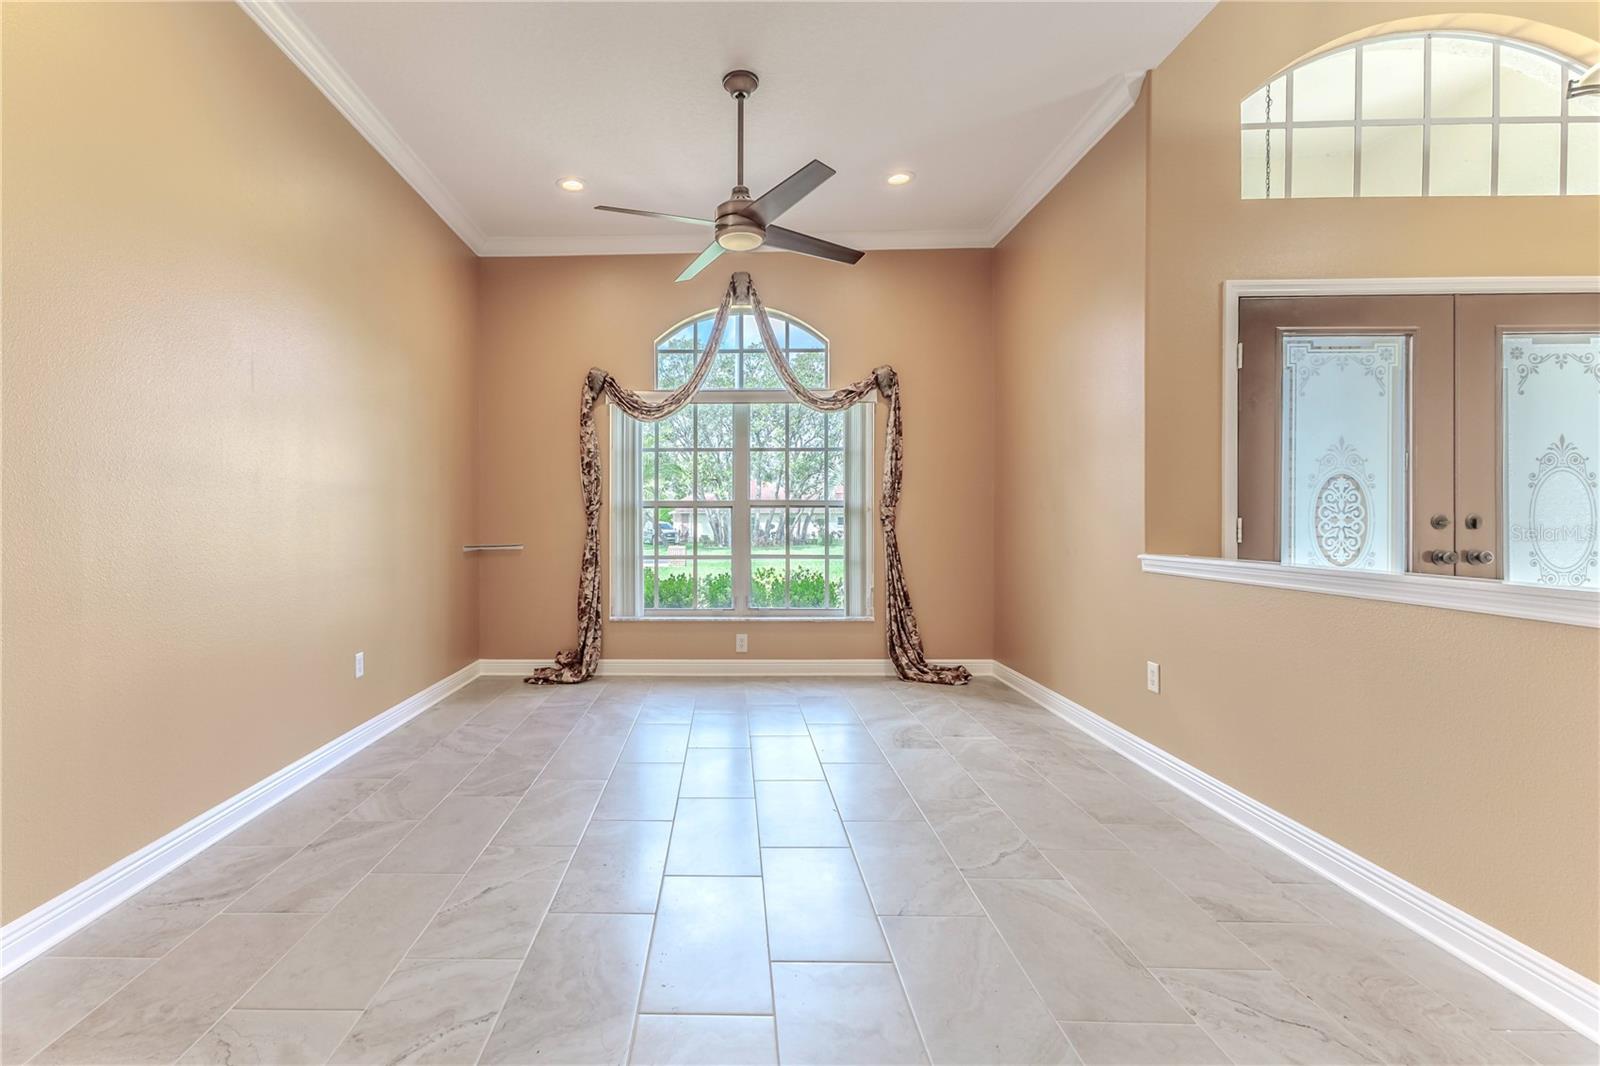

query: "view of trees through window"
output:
634 309 855 615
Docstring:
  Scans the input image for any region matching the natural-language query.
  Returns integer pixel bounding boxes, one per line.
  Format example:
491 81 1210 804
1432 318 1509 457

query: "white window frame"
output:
1241 31 1596 199
1161 276 1600 629
610 308 875 622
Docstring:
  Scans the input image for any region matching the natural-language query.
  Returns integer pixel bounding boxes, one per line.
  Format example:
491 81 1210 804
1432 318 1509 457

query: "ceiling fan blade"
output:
746 160 836 226
676 240 727 282
595 205 714 227
763 225 864 266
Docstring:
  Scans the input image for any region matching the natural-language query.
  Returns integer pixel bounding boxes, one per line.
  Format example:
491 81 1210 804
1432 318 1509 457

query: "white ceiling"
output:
246 1 1211 255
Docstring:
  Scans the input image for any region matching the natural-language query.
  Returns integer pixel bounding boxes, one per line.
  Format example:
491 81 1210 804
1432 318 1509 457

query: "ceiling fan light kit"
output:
594 69 865 281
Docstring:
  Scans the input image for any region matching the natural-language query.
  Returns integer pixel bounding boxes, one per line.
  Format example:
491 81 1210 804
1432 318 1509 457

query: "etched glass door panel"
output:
1281 335 1409 570
1502 332 1600 588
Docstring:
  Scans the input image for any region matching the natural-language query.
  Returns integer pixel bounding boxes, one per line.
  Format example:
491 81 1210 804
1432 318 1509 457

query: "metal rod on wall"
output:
462 544 524 553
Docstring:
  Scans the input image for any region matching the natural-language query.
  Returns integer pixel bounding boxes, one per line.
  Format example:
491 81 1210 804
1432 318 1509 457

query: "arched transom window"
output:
612 308 871 619
1241 32 1597 198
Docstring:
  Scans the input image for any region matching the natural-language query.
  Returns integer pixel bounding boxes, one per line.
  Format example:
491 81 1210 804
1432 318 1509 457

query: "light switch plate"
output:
1145 661 1160 693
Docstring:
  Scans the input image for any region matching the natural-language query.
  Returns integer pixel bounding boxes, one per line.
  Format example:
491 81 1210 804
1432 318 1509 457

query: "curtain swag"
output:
527 271 969 687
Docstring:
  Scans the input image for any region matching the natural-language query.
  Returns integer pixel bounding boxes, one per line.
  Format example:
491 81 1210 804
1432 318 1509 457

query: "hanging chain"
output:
1264 79 1273 199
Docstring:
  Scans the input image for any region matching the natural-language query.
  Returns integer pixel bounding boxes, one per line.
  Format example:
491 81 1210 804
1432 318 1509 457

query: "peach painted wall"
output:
995 3 1599 978
2 4 479 920
473 252 994 664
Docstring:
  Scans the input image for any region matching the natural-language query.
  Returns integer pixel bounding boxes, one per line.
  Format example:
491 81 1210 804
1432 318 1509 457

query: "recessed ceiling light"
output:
886 171 914 186
557 177 586 193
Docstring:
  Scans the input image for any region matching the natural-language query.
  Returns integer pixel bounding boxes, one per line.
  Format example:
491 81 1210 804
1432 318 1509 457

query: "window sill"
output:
611 615 875 624
1138 554 1598 629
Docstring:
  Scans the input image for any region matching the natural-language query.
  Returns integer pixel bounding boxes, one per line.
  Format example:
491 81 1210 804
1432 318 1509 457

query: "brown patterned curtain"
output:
527 271 969 686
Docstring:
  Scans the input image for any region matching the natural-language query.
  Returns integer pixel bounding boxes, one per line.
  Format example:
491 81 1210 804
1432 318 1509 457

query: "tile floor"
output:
3 676 1592 1065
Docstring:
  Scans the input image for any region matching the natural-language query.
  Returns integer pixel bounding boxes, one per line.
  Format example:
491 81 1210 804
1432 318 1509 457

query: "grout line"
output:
171 679 565 1065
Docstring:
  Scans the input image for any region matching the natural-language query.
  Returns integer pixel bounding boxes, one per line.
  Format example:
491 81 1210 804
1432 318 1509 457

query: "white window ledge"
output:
1139 554 1599 629
611 615 874 624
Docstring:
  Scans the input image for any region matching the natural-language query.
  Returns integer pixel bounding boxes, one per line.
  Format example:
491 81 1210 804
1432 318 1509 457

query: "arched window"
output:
613 308 871 619
1241 32 1597 198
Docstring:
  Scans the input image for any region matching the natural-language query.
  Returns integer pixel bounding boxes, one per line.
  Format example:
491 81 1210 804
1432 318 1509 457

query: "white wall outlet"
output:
1146 660 1160 694
735 633 748 654
355 652 365 679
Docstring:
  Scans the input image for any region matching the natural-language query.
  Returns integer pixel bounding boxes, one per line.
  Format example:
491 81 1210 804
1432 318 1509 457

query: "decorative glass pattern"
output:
1281 335 1408 571
1503 333 1600 589
657 311 827 390
1241 32 1594 199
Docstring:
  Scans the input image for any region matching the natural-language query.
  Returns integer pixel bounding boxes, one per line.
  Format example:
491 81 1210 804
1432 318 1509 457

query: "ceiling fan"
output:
595 70 865 282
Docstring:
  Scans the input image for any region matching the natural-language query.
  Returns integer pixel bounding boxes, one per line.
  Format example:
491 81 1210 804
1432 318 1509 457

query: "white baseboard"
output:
991 661 1600 1042
480 657 996 678
0 660 481 977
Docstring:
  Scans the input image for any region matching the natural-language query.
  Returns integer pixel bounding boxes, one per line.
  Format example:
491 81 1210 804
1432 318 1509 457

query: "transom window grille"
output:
1241 32 1598 199
612 309 871 619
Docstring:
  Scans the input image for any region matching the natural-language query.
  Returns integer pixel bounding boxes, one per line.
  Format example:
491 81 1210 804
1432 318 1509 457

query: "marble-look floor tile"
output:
751 735 826 780
550 819 672 913
845 819 984 916
51 845 297 957
979 779 1126 851
1287 881 1566 1030
542 732 629 779
689 712 751 748
1161 797 1322 885
754 781 847 846
221 779 385 847
229 819 415 913
481 912 653 1065
639 876 771 1014
491 778 604 847
1062 1022 1231 1066
376 796 518 874
621 723 691 763
1044 771 1182 829
882 915 1077 1064
35 913 317 1065
630 1015 778 1065
888 749 986 806
432 718 519 761
911 705 993 740
763 848 889 962
748 708 809 736
1153 967 1377 1065
679 747 755 798
496 720 575 762
666 797 761 876
1118 835 1321 924
970 879 1190 1024
942 737 1045 785
347 760 476 820
328 958 520 1064
1046 850 1265 969
772 962 927 1065
178 1009 360 1065
325 741 431 781
798 698 858 724
921 796 1061 879
866 719 943 753
238 874 459 1010
595 762 684 820
1498 1029 1600 1065
823 762 921 820
453 751 548 797
409 845 569 959
0 957 152 1064
806 723 886 764
1225 921 1528 1064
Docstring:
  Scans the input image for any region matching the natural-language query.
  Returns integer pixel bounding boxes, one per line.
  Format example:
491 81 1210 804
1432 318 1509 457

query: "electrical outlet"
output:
1146 661 1160 694
735 633 748 654
355 652 365 679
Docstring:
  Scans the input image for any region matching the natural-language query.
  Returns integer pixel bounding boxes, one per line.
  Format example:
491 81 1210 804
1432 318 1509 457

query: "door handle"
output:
1463 549 1495 566
1427 549 1459 564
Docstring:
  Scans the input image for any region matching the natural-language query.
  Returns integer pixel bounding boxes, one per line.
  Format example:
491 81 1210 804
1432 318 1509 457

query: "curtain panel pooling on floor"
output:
526 271 969 686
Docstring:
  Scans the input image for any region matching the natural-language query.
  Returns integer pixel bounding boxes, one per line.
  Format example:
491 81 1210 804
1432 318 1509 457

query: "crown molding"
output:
476 227 994 258
237 0 487 252
240 0 1144 257
983 70 1146 246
